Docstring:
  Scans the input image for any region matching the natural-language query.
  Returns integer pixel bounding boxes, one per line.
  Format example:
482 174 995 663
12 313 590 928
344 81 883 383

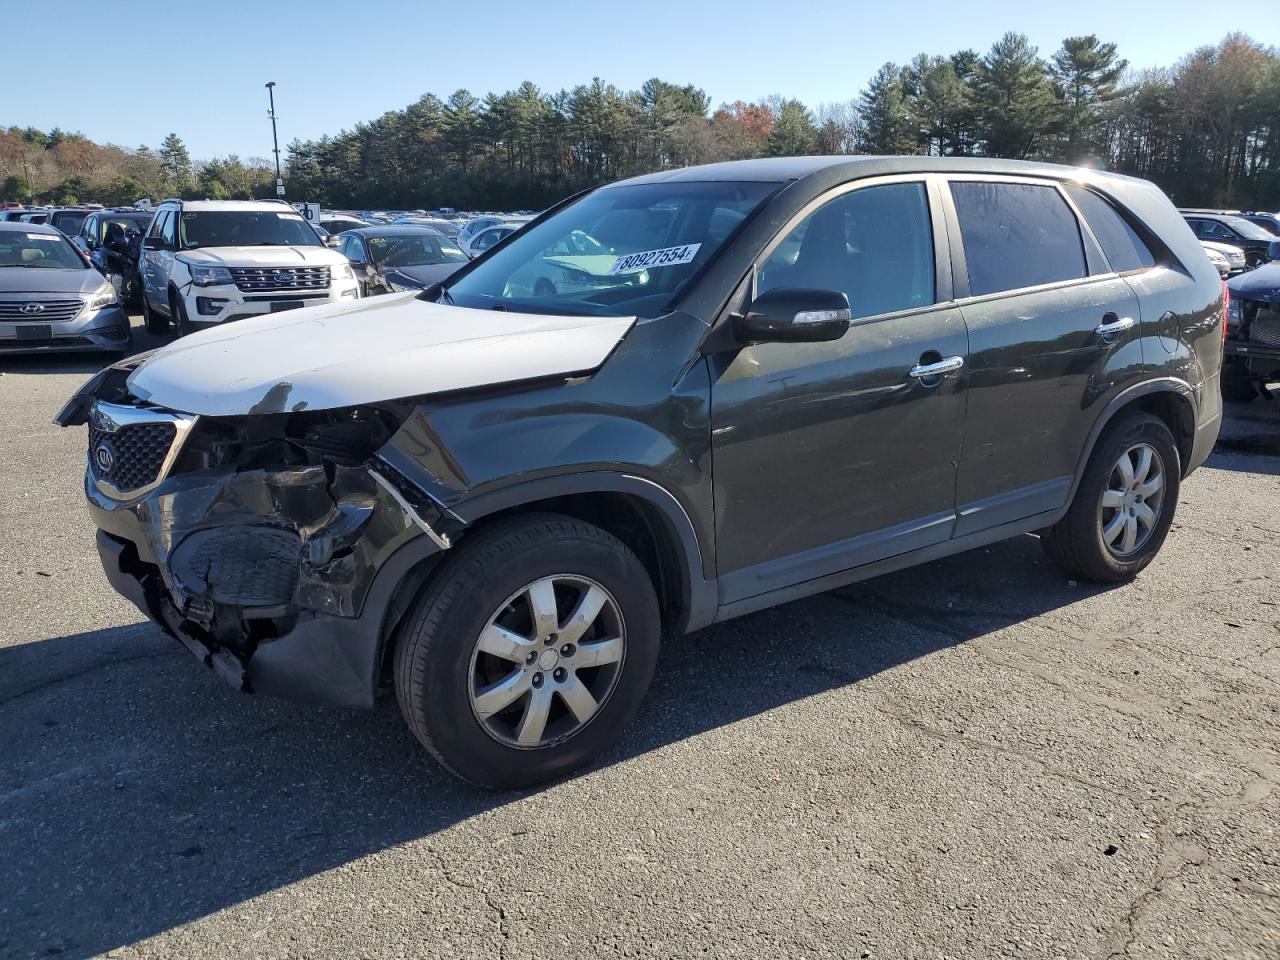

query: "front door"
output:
709 178 969 605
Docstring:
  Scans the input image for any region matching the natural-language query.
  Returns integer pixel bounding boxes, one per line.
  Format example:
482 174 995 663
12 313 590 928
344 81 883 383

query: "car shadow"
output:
0 534 1108 958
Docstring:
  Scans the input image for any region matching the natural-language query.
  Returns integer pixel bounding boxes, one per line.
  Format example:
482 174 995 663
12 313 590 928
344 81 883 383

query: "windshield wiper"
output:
438 285 454 304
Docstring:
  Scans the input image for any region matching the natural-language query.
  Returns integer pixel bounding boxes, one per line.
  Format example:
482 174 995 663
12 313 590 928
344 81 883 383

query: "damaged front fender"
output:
86 451 460 706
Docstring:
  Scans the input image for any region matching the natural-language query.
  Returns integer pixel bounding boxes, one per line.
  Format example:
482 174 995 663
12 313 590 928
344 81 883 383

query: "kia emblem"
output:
94 440 116 474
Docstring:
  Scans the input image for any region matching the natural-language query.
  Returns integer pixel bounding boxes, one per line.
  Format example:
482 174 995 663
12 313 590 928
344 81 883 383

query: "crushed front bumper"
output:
85 455 456 707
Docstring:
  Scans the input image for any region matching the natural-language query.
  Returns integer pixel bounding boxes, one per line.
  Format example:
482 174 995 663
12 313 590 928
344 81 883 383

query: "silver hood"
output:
127 293 635 416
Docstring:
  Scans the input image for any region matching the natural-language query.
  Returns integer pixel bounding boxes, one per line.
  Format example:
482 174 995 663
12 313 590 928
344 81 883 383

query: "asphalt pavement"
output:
1 316 1278 959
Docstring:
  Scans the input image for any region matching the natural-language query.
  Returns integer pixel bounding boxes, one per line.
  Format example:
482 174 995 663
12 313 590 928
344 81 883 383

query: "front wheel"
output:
141 293 169 335
1041 413 1181 583
394 514 661 789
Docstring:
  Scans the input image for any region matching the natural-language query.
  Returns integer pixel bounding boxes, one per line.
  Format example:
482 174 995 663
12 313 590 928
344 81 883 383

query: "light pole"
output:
265 81 283 197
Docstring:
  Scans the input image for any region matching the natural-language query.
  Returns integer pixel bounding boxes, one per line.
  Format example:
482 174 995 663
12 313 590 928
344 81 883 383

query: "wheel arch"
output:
448 473 719 638
1070 379 1197 508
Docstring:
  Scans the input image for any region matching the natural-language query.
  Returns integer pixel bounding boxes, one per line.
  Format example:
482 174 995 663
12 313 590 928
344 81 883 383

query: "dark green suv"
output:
60 157 1224 788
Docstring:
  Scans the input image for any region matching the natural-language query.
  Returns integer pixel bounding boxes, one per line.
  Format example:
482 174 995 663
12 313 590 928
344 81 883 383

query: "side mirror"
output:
734 288 852 344
325 235 341 247
142 235 165 251
1268 239 1280 261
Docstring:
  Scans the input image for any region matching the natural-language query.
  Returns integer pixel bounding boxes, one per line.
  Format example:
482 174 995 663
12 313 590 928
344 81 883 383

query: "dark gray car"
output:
58 156 1223 788
0 221 131 355
335 225 469 295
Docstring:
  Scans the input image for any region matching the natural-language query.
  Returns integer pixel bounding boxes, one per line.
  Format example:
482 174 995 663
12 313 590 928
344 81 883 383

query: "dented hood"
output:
127 293 635 416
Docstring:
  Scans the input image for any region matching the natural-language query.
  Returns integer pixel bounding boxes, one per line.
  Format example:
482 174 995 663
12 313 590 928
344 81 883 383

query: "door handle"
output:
1094 315 1136 338
908 356 964 379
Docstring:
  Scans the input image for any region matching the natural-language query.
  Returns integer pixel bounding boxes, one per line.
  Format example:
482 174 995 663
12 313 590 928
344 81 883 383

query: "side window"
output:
160 211 176 247
345 236 365 261
1064 185 1156 273
950 181 1086 296
147 211 166 239
757 181 935 320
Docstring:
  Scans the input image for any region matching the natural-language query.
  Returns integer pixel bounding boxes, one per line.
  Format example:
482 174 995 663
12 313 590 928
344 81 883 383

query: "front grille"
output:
1250 318 1280 348
0 298 84 322
90 422 176 492
229 266 330 292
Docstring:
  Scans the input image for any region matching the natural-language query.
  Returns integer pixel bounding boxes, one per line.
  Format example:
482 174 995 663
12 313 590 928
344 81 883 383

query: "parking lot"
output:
1 314 1277 959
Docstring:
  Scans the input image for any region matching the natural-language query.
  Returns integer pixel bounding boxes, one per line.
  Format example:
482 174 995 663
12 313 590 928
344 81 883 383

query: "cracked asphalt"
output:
2 318 1278 959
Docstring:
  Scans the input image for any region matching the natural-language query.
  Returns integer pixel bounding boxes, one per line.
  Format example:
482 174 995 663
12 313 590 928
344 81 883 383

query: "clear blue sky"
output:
5 0 1275 161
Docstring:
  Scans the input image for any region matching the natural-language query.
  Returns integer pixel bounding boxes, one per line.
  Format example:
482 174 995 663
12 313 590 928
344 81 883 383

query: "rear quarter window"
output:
950 181 1087 297
1064 185 1156 273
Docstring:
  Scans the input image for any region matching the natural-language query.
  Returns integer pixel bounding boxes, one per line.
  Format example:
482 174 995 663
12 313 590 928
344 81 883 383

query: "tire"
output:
1041 412 1181 583
170 291 192 338
1221 374 1258 404
394 513 661 789
142 293 169 335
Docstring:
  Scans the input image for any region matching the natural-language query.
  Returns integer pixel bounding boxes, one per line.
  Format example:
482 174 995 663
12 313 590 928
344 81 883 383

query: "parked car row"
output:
1180 208 1280 272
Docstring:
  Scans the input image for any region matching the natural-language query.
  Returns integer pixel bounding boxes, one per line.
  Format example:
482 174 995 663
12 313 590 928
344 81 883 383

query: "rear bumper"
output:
1224 340 1280 366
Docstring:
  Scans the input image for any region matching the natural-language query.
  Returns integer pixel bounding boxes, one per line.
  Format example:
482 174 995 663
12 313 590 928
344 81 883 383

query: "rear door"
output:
945 177 1143 535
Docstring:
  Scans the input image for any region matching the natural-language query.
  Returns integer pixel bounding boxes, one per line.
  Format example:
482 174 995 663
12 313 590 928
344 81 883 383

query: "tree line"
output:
3 32 1277 211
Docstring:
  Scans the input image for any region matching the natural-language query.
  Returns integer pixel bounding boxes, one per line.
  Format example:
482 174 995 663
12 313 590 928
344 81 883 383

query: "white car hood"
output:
179 245 346 267
127 293 635 416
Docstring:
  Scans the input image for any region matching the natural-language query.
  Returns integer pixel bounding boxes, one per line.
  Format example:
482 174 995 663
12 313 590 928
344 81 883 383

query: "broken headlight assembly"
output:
172 402 414 476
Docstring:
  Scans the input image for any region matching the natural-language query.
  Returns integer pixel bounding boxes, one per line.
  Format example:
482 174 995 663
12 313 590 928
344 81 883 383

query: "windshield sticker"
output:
608 243 701 275
27 234 60 240
276 213 304 220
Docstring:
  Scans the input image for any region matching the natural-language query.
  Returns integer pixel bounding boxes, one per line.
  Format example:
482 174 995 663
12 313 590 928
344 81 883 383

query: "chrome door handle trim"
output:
1094 316 1136 337
908 356 965 379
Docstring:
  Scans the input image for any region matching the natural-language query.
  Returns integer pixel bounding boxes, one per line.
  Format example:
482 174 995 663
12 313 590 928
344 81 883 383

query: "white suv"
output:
138 199 359 336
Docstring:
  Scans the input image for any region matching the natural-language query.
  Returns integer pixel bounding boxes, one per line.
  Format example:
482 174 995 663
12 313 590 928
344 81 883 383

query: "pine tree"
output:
859 64 915 154
1050 35 1128 162
767 100 818 156
974 33 1058 159
157 133 191 194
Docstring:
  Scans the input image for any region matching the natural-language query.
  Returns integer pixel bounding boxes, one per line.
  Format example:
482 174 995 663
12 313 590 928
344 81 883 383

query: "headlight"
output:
89 283 118 310
187 263 235 287
334 262 355 281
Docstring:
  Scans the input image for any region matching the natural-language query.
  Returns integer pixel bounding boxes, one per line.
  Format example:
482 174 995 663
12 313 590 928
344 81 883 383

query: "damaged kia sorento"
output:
59 157 1224 788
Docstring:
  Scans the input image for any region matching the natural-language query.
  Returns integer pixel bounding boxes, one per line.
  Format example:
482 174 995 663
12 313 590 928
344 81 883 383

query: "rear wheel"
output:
394 513 661 789
1041 413 1180 583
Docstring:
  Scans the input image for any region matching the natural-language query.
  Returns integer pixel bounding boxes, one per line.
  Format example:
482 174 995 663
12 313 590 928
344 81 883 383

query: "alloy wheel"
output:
1099 442 1166 557
468 575 626 749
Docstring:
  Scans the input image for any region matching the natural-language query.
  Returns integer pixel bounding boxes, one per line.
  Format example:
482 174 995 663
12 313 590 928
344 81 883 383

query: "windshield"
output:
177 210 323 249
368 233 469 267
0 231 86 269
444 181 779 317
1224 217 1276 241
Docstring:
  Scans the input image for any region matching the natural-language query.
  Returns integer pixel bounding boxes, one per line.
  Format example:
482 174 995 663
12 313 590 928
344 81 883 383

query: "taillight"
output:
1222 281 1230 338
